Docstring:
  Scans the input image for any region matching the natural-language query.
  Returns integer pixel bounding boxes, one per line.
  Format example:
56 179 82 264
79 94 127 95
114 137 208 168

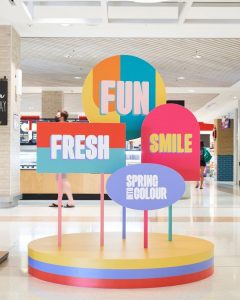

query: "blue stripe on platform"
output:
28 257 213 280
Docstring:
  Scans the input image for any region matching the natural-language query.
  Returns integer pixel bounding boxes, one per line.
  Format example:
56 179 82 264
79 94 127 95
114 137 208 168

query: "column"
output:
214 119 234 182
0 26 21 208
234 108 238 185
237 101 240 185
42 91 63 118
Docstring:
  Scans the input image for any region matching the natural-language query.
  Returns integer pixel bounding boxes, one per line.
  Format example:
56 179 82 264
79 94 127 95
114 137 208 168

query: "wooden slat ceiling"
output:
21 37 240 88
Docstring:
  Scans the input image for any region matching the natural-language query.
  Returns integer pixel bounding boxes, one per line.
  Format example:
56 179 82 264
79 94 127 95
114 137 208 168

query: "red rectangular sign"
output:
37 122 126 173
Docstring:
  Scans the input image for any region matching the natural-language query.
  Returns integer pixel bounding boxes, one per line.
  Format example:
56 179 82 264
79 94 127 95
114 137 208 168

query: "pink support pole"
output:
144 210 148 249
57 174 63 249
100 173 105 247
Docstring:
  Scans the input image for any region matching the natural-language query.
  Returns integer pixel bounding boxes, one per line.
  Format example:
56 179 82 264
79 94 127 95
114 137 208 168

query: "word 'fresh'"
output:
50 135 109 160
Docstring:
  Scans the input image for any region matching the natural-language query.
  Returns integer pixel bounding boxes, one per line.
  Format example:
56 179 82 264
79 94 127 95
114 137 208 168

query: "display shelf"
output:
20 145 36 169
20 149 142 169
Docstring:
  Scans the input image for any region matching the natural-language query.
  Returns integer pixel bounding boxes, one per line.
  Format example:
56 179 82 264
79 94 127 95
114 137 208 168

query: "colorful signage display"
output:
107 164 185 210
141 104 200 181
82 55 166 140
37 123 126 173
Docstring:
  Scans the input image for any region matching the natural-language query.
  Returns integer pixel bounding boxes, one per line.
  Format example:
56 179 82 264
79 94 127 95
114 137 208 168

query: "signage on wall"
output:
20 120 30 143
221 116 231 129
82 55 166 140
167 100 185 107
107 164 185 211
37 122 126 173
0 77 8 126
141 104 200 181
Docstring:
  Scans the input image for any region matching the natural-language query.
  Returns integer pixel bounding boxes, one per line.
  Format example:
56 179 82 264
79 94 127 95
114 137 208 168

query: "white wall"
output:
20 93 41 115
64 93 83 117
20 93 83 116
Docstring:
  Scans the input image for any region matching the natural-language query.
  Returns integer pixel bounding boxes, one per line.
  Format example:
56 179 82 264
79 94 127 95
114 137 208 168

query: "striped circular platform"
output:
28 233 214 289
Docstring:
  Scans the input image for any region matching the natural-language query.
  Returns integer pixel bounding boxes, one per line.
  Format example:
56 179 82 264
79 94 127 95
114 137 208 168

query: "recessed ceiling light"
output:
233 96 238 100
61 23 71 27
193 51 202 59
177 76 185 80
74 76 82 79
194 54 202 59
188 89 195 93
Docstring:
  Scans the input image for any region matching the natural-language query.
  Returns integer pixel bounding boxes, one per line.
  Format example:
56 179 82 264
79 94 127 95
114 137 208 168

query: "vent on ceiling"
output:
206 102 216 109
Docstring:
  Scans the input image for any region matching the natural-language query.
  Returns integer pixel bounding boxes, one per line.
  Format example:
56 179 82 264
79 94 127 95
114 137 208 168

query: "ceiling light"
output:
64 54 72 58
177 76 185 80
233 96 238 100
193 51 202 59
188 89 195 93
61 23 71 27
194 54 202 59
74 76 82 79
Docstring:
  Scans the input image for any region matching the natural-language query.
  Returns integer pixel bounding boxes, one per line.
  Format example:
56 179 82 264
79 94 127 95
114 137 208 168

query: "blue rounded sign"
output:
106 163 185 211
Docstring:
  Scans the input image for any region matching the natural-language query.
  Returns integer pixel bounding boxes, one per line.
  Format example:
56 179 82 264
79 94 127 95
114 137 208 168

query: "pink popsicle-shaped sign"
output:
141 104 200 181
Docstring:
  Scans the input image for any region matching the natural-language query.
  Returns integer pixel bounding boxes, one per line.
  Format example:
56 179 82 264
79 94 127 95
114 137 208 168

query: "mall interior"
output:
1 0 240 299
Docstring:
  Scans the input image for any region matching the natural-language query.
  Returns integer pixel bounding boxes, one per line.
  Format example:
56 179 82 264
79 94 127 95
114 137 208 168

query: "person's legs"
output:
62 178 75 206
195 180 199 188
49 174 63 207
200 166 205 188
195 167 201 188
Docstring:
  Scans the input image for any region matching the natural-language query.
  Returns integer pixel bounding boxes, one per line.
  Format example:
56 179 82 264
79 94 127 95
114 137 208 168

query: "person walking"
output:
49 111 76 208
195 141 212 189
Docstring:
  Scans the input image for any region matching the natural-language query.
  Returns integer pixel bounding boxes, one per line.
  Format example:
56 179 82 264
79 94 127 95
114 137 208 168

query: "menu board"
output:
20 120 38 145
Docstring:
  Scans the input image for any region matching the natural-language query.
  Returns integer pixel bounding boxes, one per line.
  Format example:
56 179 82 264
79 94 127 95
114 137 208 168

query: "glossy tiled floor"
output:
1 179 240 299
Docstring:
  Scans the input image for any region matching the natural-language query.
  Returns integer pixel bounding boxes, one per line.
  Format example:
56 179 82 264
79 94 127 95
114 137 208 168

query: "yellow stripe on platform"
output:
28 233 214 269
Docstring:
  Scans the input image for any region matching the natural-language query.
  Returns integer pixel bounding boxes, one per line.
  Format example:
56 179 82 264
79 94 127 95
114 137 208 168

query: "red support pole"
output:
57 174 63 249
144 210 148 249
100 173 105 247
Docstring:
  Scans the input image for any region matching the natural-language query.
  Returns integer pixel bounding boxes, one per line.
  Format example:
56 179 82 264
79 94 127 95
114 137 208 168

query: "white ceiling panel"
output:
189 6 240 20
1 1 240 38
34 5 102 19
108 5 178 20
